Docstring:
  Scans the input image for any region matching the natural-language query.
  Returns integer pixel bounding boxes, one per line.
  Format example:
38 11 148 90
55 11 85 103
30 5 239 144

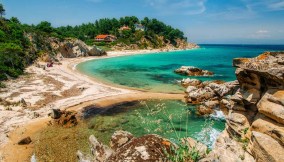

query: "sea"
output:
78 44 284 93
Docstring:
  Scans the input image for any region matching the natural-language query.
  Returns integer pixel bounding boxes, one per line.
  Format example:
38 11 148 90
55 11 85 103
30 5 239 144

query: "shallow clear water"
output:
85 99 225 147
78 44 284 93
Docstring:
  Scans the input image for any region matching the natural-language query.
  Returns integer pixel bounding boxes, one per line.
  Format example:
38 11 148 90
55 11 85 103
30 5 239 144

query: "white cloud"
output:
242 0 284 12
256 30 269 34
249 29 271 38
268 1 284 11
145 0 207 15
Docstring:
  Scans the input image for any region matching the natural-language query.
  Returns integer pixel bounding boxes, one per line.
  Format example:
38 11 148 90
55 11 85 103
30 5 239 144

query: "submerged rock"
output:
175 66 214 76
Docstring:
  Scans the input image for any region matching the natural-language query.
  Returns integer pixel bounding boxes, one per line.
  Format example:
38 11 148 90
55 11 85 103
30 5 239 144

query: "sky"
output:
1 0 284 44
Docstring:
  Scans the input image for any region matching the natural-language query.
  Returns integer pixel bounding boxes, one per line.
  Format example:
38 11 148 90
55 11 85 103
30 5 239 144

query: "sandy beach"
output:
0 49 184 161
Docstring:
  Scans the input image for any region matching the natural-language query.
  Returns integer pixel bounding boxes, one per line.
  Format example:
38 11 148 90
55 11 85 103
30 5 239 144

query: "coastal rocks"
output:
48 109 78 128
197 100 219 115
109 130 134 151
233 52 284 86
182 137 208 158
18 136 32 145
77 131 173 162
89 135 113 162
26 33 106 62
226 110 251 137
251 113 284 146
59 39 106 58
185 80 238 105
107 134 170 161
183 79 239 116
175 38 199 50
181 78 202 88
257 89 284 124
200 131 255 162
186 86 216 104
251 131 284 162
175 66 214 76
182 52 284 161
48 109 62 119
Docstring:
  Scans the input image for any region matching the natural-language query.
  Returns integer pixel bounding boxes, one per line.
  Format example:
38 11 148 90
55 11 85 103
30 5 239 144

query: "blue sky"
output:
1 0 284 44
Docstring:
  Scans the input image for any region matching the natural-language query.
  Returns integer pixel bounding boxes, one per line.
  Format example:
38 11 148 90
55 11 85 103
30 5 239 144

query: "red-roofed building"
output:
95 34 117 42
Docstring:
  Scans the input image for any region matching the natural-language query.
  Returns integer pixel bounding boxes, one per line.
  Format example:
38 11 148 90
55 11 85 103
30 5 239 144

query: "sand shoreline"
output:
0 49 187 161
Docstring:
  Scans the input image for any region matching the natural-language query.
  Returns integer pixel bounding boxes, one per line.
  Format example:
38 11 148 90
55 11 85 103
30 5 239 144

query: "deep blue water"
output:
78 44 284 93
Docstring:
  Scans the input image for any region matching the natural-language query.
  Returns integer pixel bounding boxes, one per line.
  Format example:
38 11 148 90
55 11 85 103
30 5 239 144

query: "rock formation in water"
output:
186 51 284 162
175 66 214 76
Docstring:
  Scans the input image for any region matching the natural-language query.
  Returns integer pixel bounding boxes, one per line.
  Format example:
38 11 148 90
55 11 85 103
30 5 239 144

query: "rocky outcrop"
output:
177 52 284 161
182 79 238 115
77 130 172 162
175 66 214 76
59 39 106 58
199 52 284 162
77 130 206 162
48 109 78 128
26 33 106 62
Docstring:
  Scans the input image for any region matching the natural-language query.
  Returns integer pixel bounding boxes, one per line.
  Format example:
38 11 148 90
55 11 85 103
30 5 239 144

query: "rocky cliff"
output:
187 52 284 162
26 33 106 62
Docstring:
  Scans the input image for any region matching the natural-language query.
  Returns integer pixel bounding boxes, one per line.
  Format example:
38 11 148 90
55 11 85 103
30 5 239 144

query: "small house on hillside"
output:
95 35 117 42
134 24 145 31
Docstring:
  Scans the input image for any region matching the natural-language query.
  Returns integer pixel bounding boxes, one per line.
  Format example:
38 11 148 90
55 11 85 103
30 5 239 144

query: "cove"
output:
77 44 284 93
34 99 225 161
83 99 225 147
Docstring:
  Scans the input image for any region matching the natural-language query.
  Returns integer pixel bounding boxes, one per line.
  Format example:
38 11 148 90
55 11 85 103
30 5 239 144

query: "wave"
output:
210 109 225 121
194 122 222 148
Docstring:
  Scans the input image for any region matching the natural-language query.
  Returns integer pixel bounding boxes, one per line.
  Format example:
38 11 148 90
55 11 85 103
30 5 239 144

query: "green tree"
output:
0 3 5 18
36 21 54 33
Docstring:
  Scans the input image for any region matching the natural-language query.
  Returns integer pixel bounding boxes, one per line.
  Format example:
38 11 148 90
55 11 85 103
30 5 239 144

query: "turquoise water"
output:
85 99 225 147
78 44 284 93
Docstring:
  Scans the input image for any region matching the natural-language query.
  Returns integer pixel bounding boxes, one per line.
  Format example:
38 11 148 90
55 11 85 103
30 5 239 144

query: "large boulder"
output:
109 130 134 151
251 131 284 162
251 113 284 146
226 110 251 137
201 131 255 162
175 66 214 76
108 134 171 161
49 109 78 128
59 39 106 58
181 78 202 88
257 89 284 124
186 86 215 104
77 131 172 162
233 52 284 86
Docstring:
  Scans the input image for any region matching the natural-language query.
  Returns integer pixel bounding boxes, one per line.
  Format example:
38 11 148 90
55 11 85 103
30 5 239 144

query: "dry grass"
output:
34 123 93 162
